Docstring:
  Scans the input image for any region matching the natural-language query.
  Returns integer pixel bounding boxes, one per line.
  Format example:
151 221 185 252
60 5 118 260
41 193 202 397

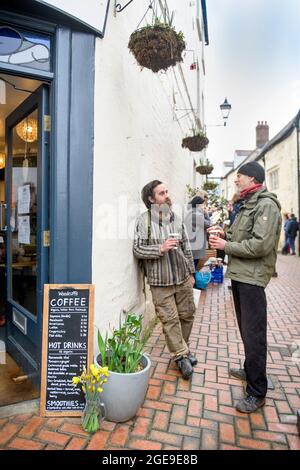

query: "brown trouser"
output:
150 278 195 359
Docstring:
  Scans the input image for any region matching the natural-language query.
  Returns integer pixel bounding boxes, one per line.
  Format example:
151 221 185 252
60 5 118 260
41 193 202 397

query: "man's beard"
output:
150 201 172 224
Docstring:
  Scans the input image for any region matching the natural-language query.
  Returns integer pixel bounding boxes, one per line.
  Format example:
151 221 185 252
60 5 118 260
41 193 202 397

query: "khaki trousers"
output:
150 278 195 359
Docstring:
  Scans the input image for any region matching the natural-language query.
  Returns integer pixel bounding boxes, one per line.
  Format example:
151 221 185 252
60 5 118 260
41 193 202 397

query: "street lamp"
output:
205 98 232 128
220 98 232 126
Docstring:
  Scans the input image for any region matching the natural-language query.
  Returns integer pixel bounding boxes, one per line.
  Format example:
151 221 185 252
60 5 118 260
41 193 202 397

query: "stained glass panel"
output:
0 25 51 72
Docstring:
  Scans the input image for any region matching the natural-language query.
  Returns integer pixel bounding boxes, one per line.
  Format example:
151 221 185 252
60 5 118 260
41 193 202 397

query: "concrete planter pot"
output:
94 353 151 423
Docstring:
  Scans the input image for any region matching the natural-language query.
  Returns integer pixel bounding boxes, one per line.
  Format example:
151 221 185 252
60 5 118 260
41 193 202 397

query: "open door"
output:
4 84 49 388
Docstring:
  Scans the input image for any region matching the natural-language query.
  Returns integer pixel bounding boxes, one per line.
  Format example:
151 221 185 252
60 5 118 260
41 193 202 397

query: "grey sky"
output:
204 0 300 176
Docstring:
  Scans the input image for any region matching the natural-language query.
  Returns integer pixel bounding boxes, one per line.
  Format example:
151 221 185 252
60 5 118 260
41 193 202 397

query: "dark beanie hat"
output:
238 161 265 183
190 196 204 207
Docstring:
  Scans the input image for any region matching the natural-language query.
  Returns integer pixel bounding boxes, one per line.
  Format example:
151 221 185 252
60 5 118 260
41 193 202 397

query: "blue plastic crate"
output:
210 266 224 284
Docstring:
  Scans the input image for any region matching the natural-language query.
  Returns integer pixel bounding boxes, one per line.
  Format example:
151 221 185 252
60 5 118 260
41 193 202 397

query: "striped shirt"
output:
133 210 195 286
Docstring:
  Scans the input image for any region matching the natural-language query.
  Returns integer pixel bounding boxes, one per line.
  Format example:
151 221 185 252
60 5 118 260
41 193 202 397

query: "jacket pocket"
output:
229 257 256 278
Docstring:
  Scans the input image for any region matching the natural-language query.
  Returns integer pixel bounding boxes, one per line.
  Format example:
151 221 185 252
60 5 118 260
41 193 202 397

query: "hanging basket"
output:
202 181 218 191
128 24 186 73
181 135 209 152
196 164 214 175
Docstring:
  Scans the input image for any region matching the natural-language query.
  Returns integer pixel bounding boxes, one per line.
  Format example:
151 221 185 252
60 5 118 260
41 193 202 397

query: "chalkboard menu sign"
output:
40 284 94 417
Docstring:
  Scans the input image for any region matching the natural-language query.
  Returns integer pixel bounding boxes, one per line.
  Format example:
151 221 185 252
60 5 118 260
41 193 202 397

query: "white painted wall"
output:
91 1 208 337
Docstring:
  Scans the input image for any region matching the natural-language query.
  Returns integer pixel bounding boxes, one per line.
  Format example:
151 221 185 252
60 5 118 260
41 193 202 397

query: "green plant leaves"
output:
97 313 150 374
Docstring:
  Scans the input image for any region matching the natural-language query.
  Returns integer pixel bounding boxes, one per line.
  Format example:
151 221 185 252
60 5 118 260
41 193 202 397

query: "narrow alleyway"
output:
0 255 299 451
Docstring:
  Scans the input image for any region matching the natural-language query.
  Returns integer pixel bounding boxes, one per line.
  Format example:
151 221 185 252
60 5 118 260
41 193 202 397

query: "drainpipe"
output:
296 113 300 257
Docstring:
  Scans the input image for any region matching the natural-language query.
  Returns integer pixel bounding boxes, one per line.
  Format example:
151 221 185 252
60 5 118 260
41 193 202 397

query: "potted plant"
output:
128 9 185 73
72 364 109 433
95 313 151 422
182 129 209 152
202 180 218 191
186 184 203 199
196 158 214 175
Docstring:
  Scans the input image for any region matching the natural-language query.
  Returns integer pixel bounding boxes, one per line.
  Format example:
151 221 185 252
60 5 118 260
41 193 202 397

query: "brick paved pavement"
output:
0 255 299 450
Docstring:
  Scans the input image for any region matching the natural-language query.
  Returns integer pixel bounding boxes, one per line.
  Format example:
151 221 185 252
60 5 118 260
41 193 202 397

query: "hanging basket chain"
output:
136 1 155 29
129 0 185 73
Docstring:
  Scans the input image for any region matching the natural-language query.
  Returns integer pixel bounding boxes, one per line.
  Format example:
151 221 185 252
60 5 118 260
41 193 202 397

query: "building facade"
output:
220 113 300 250
0 0 209 406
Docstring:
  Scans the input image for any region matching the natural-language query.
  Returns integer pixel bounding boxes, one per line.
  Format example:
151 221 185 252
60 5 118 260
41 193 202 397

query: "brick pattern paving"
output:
0 255 299 450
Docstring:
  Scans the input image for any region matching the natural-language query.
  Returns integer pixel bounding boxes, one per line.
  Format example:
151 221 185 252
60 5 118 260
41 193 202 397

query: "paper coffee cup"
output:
169 232 180 249
209 230 220 237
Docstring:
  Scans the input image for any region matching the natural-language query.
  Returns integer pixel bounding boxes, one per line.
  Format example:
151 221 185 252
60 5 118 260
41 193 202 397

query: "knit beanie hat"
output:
238 161 265 183
190 196 204 207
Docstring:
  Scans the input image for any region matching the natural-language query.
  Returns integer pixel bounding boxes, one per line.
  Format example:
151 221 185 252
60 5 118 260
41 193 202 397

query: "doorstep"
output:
0 399 39 418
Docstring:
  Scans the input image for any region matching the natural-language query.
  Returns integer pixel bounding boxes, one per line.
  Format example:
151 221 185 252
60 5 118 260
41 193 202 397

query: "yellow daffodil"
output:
90 364 100 377
72 363 110 434
99 366 109 377
72 363 109 406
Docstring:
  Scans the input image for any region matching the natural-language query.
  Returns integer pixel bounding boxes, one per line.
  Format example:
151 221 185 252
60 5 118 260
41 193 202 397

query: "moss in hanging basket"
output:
182 134 209 152
195 163 214 175
128 23 186 73
202 181 218 191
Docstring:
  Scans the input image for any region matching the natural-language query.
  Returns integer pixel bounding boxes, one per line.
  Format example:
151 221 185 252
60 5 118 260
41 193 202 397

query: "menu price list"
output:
45 288 90 412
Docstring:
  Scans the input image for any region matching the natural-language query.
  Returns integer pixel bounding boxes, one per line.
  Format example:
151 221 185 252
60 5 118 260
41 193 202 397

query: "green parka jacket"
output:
224 188 282 287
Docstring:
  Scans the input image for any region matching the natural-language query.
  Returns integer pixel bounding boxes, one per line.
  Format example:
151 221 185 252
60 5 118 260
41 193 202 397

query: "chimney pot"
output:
256 120 269 148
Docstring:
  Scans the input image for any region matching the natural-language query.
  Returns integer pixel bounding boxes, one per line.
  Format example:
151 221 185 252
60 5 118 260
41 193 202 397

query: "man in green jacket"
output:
209 161 282 413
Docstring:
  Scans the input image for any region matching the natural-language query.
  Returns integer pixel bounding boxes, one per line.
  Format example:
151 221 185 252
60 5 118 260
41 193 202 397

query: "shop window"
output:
0 25 51 72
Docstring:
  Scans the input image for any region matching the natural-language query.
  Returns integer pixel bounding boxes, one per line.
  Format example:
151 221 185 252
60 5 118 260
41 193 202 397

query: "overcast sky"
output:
204 0 300 176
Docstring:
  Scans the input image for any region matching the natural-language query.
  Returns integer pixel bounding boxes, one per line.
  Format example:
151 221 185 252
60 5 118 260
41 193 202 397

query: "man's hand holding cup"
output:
208 226 226 250
160 233 180 253
207 226 225 238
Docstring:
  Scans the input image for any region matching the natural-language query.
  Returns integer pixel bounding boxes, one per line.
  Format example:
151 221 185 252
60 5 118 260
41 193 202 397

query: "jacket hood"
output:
257 188 281 211
245 187 281 211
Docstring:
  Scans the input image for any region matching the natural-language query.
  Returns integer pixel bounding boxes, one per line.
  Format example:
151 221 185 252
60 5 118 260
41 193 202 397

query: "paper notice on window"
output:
18 184 31 215
18 216 30 245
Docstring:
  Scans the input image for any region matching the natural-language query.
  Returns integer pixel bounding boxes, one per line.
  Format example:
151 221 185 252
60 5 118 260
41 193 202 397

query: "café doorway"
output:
0 73 50 407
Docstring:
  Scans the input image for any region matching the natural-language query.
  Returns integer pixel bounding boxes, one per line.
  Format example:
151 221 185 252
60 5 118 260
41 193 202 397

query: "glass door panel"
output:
10 109 38 315
5 82 49 383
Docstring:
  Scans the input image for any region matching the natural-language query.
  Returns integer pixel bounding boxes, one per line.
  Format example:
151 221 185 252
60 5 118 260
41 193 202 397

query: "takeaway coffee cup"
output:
169 232 180 249
209 229 221 238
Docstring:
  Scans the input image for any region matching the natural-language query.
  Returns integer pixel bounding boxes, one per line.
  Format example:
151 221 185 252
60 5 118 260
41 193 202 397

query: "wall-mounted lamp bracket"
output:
205 124 226 128
115 0 134 13
175 108 197 111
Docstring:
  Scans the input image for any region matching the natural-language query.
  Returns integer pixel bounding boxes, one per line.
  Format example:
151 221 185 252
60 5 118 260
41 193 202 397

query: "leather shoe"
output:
175 356 193 380
236 395 265 413
187 352 198 366
229 368 246 381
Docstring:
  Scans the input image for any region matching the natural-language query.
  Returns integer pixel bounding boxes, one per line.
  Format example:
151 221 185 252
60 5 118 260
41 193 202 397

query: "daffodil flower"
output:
71 363 109 433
